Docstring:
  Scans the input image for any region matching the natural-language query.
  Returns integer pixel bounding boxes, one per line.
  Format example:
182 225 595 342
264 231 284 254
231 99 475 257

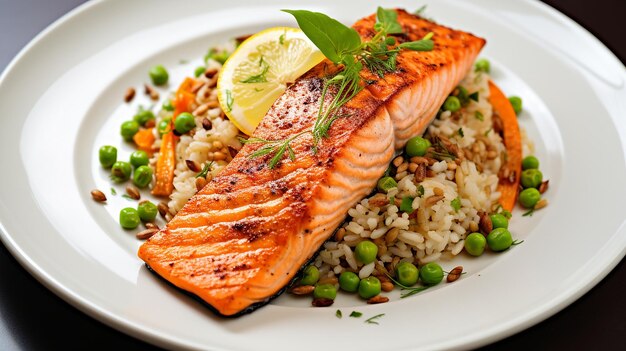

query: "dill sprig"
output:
245 8 434 168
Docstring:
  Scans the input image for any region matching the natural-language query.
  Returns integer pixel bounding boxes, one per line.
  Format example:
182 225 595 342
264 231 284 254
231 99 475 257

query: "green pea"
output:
158 119 172 136
405 136 431 157
508 96 522 114
130 150 149 168
385 37 396 46
133 110 155 127
443 96 461 112
110 161 132 183
162 100 174 112
174 112 196 134
489 213 509 229
377 176 397 193
339 271 360 292
358 276 381 299
137 201 158 222
419 262 443 285
395 261 419 286
133 165 153 188
520 169 543 189
521 155 539 170
519 188 541 208
464 232 486 256
300 266 320 286
487 228 513 252
313 284 337 300
205 48 230 65
98 145 117 168
355 240 378 264
120 120 140 141
149 65 169 86
119 207 140 229
194 66 206 77
474 58 490 73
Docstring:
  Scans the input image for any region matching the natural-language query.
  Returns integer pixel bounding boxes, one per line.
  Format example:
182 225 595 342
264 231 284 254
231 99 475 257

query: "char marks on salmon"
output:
138 9 485 316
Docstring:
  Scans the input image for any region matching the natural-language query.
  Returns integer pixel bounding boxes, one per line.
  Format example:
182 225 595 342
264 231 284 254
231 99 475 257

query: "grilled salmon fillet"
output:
138 9 485 316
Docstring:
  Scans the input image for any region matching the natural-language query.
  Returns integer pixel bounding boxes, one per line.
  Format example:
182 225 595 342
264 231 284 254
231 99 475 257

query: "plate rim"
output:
1 0 625 350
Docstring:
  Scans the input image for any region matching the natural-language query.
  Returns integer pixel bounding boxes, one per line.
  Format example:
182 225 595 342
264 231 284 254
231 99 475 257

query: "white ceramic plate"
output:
1 0 625 350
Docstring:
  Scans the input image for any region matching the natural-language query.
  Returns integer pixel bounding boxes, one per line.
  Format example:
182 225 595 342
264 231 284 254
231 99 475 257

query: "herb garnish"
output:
522 208 534 217
469 91 479 102
475 111 484 121
241 63 270 83
457 128 464 137
386 274 431 298
350 311 363 318
336 309 342 318
121 194 134 201
110 187 117 195
196 161 214 179
364 313 385 324
225 89 234 112
244 8 435 168
418 185 425 197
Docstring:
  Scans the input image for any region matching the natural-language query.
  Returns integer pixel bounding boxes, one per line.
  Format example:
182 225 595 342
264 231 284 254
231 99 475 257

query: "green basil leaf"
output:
282 9 361 64
376 7 403 34
399 39 434 51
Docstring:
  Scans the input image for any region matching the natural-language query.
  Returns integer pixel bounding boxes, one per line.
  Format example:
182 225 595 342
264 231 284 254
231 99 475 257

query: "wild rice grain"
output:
381 281 394 292
312 298 334 307
136 228 158 240
195 177 207 191
291 285 315 295
124 87 135 102
202 118 212 130
539 180 549 194
393 156 404 167
144 84 159 100
125 186 140 200
479 211 492 234
185 160 201 172
367 295 389 304
158 202 169 218
447 266 463 282
90 189 107 202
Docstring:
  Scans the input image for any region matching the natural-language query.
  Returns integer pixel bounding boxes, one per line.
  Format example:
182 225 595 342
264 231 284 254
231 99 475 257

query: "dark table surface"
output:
1 0 625 350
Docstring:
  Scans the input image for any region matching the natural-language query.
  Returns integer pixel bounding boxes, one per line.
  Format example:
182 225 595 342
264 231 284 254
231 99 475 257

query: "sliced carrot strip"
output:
152 131 177 197
151 78 197 197
133 128 156 155
489 80 522 212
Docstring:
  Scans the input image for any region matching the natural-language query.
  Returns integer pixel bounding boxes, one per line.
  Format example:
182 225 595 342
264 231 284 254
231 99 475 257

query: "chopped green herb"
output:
121 194 134 201
484 128 492 136
350 311 363 318
279 33 285 45
522 208 535 217
451 197 461 212
225 89 234 112
475 111 484 121
386 273 431 298
364 313 385 325
414 5 427 16
418 185 425 197
335 309 342 318
195 161 213 179
400 196 415 213
110 187 117 195
241 64 270 83
512 239 524 246
469 91 479 102
254 87 264 92
457 128 464 137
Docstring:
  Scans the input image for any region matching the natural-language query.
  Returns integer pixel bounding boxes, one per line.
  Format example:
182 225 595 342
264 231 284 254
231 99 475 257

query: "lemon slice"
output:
217 27 325 135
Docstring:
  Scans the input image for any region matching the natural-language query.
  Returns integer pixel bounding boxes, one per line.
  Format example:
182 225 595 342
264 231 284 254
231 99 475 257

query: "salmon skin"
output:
138 9 485 316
